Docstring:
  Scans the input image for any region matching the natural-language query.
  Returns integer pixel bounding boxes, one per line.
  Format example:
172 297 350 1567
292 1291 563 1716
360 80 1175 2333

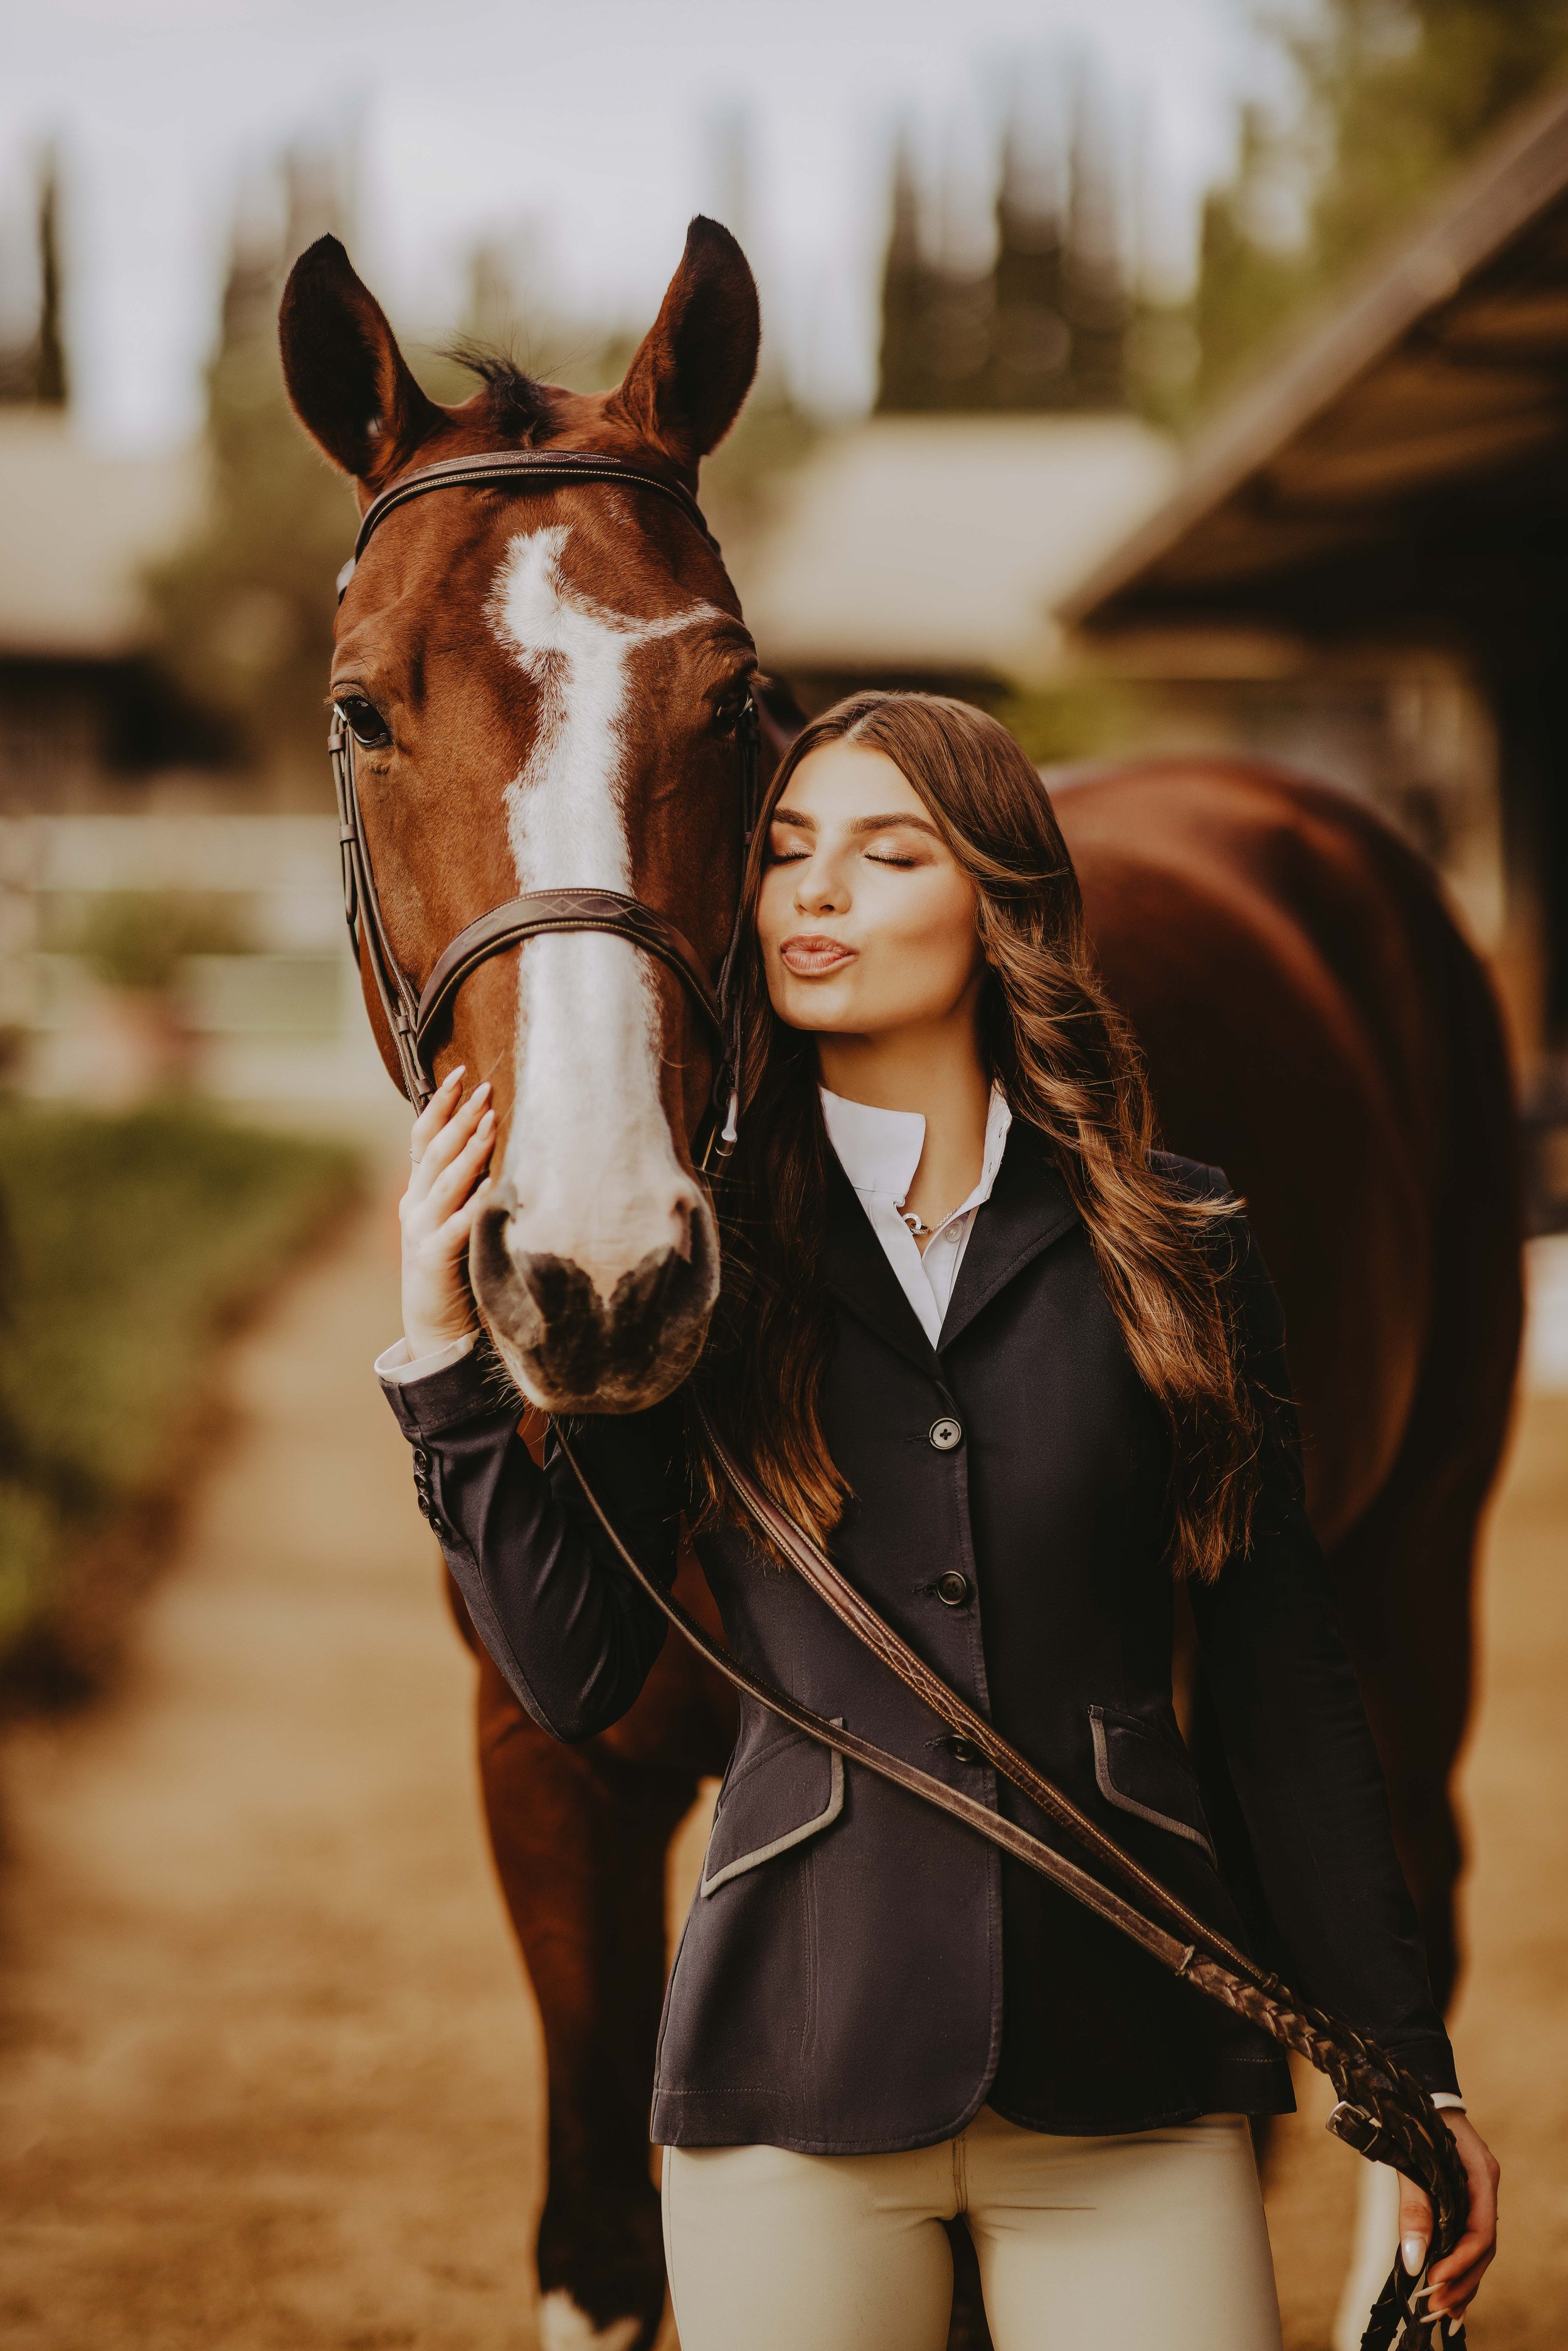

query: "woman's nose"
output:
794 859 844 913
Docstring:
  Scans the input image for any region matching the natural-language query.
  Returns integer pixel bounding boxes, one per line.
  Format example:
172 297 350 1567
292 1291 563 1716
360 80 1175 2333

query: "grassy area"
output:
0 1101 362 1697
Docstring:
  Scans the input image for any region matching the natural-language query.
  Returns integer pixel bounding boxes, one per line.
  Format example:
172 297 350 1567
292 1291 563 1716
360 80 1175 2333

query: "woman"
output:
378 693 1496 2349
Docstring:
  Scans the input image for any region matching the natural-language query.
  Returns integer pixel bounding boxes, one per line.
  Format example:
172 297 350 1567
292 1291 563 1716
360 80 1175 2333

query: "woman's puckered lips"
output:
778 933 857 976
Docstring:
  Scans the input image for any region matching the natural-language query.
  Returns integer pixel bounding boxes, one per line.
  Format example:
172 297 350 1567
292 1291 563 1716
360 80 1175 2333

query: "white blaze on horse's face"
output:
486 523 718 1311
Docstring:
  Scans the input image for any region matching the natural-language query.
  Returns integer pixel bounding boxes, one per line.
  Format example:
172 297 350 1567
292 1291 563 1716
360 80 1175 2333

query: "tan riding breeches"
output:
661 2105 1284 2351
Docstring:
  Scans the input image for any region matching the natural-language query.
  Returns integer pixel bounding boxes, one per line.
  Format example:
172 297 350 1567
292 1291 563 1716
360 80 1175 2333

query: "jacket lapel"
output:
821 1118 1081 1372
822 1157 944 1376
936 1118 1079 1352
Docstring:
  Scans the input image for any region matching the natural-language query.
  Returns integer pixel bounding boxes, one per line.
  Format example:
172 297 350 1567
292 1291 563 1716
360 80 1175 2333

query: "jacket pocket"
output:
1088 1704 1218 1866
700 1721 845 1895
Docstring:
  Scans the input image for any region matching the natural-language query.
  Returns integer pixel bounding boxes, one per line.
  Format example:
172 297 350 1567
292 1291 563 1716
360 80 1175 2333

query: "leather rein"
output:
331 447 760 1142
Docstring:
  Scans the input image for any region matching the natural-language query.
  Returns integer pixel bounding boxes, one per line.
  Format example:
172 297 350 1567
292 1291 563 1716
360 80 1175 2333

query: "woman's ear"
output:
278 235 445 489
609 216 760 472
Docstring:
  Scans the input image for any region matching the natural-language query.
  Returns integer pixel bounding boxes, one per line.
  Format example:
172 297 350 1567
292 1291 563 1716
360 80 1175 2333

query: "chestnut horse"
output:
280 222 1521 2351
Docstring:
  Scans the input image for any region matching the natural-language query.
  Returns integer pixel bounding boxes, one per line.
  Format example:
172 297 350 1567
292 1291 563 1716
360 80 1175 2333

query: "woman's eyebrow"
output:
848 812 943 840
768 807 942 841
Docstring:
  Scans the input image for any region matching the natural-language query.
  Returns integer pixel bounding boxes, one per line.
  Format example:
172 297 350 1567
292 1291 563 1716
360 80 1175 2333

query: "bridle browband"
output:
331 447 761 1147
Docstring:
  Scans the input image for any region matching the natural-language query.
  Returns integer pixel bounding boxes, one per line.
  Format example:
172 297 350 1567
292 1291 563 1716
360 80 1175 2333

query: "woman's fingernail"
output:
1402 2235 1429 2275
445 1064 464 1085
474 1080 492 1101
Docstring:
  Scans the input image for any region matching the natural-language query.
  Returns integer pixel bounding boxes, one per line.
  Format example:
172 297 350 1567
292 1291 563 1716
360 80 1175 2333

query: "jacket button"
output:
946 1734 983 1765
935 1571 970 1608
413 1447 431 1472
928 1416 963 1452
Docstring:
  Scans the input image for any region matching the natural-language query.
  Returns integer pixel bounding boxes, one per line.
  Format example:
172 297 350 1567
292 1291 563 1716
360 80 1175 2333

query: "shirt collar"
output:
820 1084 1013 1219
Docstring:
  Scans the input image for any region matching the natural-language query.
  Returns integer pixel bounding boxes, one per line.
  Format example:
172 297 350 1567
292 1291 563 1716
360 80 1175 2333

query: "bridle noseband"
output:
331 448 761 1152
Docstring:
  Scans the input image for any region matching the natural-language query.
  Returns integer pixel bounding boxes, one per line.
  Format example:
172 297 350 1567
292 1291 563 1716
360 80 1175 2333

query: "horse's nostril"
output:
470 1182 529 1305
670 1186 699 1261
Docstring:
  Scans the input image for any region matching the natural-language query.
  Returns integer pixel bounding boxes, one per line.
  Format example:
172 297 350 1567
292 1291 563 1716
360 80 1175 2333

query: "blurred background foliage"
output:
1195 0 1568 408
60 891 253 992
0 1101 360 1700
140 160 359 797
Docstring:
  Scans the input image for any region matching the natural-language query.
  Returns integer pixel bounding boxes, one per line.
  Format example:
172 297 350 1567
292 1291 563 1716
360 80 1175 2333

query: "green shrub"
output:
0 1102 361 1692
63 890 253 994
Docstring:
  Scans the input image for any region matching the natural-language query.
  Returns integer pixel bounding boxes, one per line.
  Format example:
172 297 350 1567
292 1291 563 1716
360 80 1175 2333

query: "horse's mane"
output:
442 341 557 443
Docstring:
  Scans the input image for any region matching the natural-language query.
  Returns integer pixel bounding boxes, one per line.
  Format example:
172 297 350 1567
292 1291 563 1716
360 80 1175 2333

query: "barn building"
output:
1064 76 1568 1122
0 411 213 812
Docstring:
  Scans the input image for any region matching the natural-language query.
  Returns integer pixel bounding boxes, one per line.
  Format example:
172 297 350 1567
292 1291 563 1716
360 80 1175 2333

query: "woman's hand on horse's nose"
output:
399 1067 497 1358
1399 2110 1499 2325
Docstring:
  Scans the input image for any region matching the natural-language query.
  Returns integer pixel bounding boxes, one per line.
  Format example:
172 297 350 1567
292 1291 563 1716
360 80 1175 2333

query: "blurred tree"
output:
876 95 1136 417
143 154 359 804
0 148 68 407
1195 0 1568 410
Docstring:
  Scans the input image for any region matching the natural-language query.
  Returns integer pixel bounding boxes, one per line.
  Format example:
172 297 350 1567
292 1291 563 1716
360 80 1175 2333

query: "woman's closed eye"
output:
861 831 932 868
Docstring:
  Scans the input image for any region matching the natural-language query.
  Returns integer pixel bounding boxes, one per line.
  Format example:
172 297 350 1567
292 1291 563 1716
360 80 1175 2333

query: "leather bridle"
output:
330 448 761 1150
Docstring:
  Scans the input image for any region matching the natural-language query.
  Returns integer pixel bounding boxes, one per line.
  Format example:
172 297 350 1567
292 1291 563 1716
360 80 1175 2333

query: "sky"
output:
1 0 1276 450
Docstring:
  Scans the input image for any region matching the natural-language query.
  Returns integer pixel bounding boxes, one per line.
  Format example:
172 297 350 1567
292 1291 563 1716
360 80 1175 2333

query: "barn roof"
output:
0 413 203 659
736 415 1176 684
1064 78 1568 662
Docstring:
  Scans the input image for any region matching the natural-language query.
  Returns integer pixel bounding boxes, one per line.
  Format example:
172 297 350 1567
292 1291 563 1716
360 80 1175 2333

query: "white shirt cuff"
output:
1430 2091 1466 2112
375 1331 479 1384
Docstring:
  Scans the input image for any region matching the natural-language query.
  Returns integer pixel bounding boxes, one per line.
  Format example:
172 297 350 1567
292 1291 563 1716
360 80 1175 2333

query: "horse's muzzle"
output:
470 1181 719 1414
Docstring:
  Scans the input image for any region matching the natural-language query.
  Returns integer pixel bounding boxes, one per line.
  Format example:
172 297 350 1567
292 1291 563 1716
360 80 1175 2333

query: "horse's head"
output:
280 221 760 1413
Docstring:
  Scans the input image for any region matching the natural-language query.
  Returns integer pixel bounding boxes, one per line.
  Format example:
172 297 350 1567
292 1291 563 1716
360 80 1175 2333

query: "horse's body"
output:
280 225 1520 2351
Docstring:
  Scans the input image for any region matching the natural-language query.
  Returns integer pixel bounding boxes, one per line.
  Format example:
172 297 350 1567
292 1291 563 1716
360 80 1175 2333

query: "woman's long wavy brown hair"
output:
695 690 1261 1583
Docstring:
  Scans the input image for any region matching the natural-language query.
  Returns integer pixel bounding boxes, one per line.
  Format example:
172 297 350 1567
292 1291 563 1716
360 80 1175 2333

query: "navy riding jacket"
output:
380 1125 1459 2152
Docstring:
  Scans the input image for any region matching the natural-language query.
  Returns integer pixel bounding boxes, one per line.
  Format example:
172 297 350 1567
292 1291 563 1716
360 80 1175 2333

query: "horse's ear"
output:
278 235 443 486
610 216 760 470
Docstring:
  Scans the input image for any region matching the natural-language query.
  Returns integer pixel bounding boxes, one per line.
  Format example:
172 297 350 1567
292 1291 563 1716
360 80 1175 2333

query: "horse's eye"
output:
334 693 391 750
711 684 750 736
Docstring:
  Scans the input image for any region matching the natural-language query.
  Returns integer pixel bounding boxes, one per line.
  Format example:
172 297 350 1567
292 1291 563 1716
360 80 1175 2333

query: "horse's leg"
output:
1325 926 1522 2347
474 1641 695 2351
945 2219 995 2351
453 1520 735 2351
1328 915 1523 2010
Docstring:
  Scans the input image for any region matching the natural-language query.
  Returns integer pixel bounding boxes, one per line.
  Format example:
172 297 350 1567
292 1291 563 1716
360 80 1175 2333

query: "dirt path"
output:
0 1191 549 2350
2 1198 1564 2349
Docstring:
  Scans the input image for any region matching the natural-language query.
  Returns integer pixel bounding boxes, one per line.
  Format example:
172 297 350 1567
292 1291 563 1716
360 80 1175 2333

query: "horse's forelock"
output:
440 343 559 447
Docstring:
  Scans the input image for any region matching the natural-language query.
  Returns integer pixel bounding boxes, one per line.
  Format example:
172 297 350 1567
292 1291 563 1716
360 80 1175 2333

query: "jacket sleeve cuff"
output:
1382 2036 1463 2103
378 1333 519 1440
376 1332 479 1383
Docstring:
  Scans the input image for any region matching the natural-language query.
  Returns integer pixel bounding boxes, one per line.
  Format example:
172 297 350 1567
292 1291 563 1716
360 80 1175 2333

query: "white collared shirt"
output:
819 1085 1012 1347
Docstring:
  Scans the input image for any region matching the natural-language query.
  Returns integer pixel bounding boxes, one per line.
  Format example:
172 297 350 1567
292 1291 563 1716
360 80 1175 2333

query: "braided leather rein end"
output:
1181 1955 1468 2348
